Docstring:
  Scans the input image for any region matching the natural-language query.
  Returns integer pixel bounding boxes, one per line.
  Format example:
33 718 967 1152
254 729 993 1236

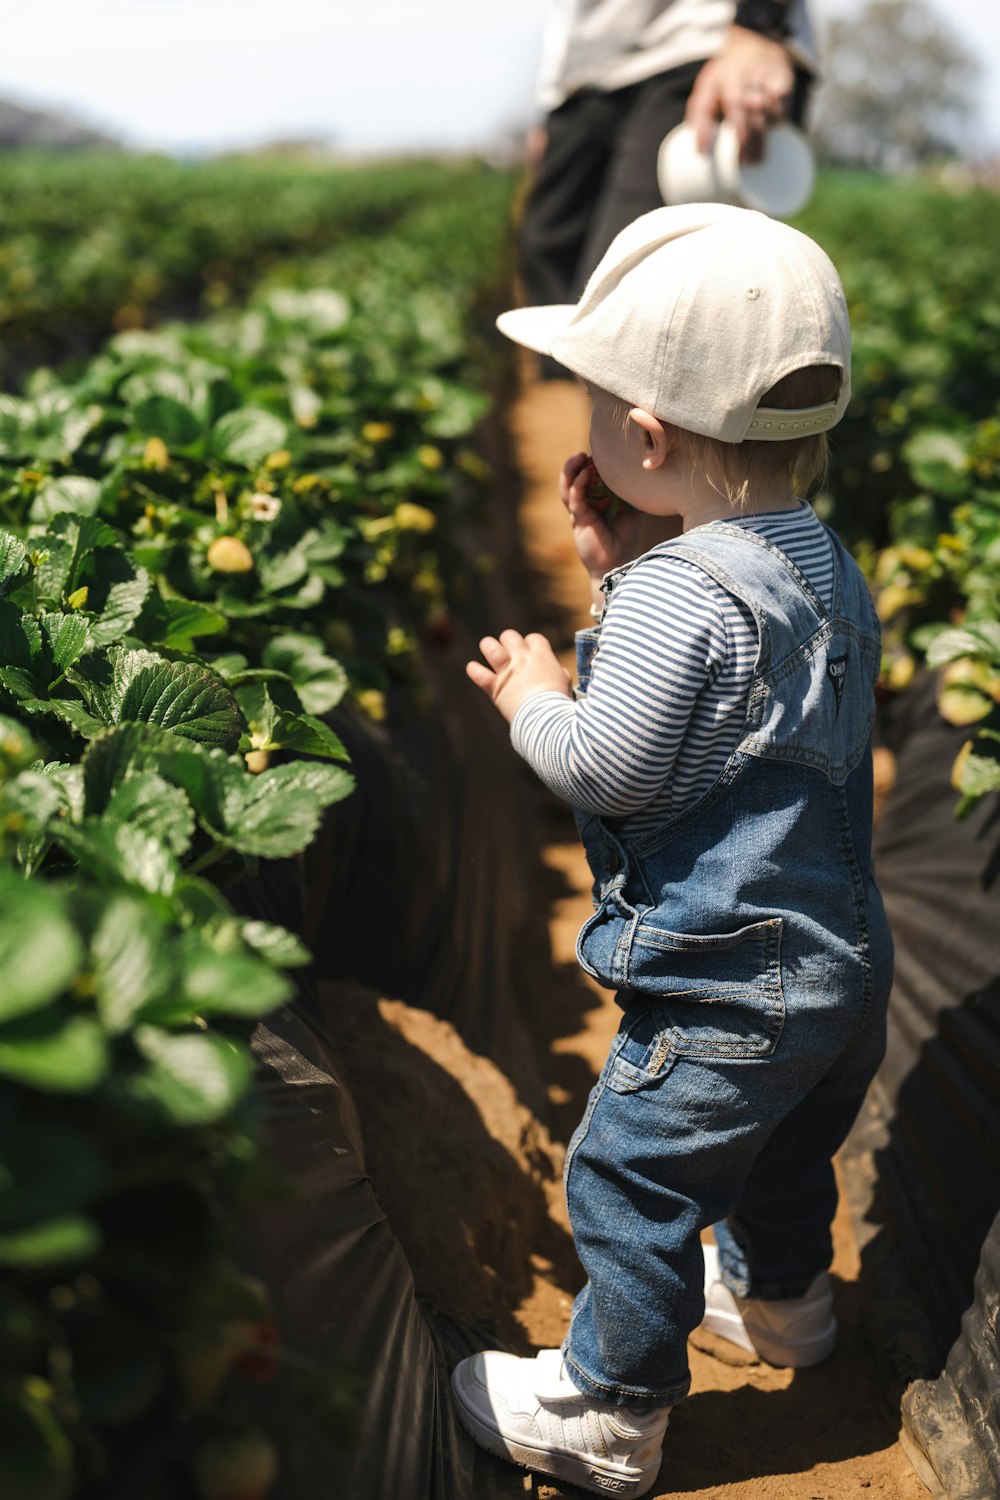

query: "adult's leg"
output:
575 61 704 291
576 61 813 291
518 88 628 313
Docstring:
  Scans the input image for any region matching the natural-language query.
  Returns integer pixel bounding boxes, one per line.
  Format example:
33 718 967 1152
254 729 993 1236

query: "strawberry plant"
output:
0 163 515 1497
0 155 504 383
868 413 1000 812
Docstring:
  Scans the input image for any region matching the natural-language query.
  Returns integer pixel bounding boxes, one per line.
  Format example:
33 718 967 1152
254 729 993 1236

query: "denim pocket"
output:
626 917 785 1060
605 1006 678 1094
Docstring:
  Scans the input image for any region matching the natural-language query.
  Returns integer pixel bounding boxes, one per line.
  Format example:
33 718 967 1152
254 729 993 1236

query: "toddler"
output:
452 203 892 1497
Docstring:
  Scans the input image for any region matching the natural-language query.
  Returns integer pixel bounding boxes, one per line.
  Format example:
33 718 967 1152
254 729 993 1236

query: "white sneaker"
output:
450 1347 669 1496
700 1242 836 1368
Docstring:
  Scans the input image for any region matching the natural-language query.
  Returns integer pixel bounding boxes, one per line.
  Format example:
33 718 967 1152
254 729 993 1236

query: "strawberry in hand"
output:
560 451 645 585
580 456 626 518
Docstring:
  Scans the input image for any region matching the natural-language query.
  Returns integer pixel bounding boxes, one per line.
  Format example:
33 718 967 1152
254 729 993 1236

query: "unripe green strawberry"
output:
207 536 254 573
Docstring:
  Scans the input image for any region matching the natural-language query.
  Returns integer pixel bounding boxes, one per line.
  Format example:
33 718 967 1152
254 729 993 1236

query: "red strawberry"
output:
581 457 628 518
230 1319 280 1383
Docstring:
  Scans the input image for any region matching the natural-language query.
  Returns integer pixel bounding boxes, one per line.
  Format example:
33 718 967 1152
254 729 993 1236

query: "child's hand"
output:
560 453 646 582
466 629 572 723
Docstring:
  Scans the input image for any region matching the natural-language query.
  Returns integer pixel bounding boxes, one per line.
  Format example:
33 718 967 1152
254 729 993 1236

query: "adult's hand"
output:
685 26 794 163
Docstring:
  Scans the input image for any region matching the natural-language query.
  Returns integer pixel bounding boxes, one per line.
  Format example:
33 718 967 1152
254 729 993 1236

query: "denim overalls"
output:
560 521 893 1409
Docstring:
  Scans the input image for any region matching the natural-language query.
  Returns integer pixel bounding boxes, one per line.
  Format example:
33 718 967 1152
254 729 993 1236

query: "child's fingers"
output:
479 633 515 669
498 629 526 656
465 659 496 694
559 452 589 504
567 483 608 529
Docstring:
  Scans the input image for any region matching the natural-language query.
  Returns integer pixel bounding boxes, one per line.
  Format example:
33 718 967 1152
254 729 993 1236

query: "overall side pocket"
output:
626 917 785 1060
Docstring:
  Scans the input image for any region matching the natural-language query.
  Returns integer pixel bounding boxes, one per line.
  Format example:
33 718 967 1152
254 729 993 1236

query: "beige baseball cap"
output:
497 203 851 443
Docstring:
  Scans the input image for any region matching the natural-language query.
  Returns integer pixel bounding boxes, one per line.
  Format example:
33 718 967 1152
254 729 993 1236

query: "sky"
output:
1 0 997 158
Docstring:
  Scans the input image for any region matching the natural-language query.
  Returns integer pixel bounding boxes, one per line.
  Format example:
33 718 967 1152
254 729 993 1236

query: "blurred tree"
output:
810 0 980 170
0 98 120 149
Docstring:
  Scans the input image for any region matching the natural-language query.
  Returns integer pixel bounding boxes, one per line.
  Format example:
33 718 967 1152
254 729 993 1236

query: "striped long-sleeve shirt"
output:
510 504 837 838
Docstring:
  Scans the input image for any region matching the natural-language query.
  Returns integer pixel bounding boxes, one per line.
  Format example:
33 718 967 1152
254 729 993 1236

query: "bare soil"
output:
327 370 924 1499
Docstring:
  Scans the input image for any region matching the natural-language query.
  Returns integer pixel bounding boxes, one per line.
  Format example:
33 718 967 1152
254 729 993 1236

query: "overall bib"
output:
561 522 893 1407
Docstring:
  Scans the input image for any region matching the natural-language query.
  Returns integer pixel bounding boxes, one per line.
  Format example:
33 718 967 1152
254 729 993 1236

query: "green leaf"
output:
927 627 1000 668
90 894 169 1033
131 394 203 447
262 632 347 714
269 758 354 809
45 698 110 739
0 1009 108 1092
955 746 1000 798
0 602 43 671
903 429 970 498
128 1027 252 1124
207 652 249 680
0 876 82 1024
81 722 155 815
103 771 195 857
0 395 25 457
103 647 242 751
29 476 101 522
39 761 84 822
265 286 349 331
0 533 27 596
31 516 120 609
197 757 353 859
256 544 309 594
30 539 74 608
0 1215 100 1268
41 612 91 672
210 408 288 467
28 395 101 462
265 710 349 762
240 919 311 968
215 776 323 859
170 875 233 930
180 944 291 1018
0 770 62 840
145 597 227 651
56 821 180 895
420 378 489 438
85 551 151 648
48 512 120 554
135 736 231 829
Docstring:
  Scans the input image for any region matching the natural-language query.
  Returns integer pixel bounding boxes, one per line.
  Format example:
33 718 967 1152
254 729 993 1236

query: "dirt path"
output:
502 370 925 1500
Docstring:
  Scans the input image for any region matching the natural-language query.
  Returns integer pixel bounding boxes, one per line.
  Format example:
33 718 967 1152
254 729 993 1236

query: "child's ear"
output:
628 408 671 470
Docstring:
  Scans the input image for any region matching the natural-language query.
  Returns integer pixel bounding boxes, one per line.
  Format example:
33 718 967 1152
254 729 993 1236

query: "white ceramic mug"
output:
657 120 815 218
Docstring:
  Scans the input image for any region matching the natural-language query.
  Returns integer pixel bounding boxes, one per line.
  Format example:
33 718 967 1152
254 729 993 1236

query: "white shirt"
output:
536 0 818 111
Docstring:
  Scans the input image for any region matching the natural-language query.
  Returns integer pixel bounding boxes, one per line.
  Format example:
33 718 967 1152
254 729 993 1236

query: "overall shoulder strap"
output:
646 524 831 673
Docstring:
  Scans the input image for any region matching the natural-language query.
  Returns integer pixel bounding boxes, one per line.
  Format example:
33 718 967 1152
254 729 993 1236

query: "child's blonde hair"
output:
610 365 841 508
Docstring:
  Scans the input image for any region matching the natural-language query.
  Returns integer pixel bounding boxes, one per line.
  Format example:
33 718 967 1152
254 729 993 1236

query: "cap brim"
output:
495 303 576 356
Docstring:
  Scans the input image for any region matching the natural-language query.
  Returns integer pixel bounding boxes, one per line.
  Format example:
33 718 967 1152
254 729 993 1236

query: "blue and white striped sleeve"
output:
509 555 729 815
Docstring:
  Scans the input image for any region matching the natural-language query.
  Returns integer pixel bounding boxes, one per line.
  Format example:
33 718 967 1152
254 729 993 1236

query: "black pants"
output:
519 59 810 373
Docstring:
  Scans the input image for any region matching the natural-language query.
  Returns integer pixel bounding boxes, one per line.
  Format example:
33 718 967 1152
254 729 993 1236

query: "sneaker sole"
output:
451 1376 660 1497
701 1304 837 1368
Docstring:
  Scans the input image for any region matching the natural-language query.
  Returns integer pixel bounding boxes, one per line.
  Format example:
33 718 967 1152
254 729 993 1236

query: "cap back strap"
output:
744 402 841 440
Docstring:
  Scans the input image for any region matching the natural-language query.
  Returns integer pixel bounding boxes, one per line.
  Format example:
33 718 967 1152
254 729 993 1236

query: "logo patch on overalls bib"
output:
827 654 848 716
